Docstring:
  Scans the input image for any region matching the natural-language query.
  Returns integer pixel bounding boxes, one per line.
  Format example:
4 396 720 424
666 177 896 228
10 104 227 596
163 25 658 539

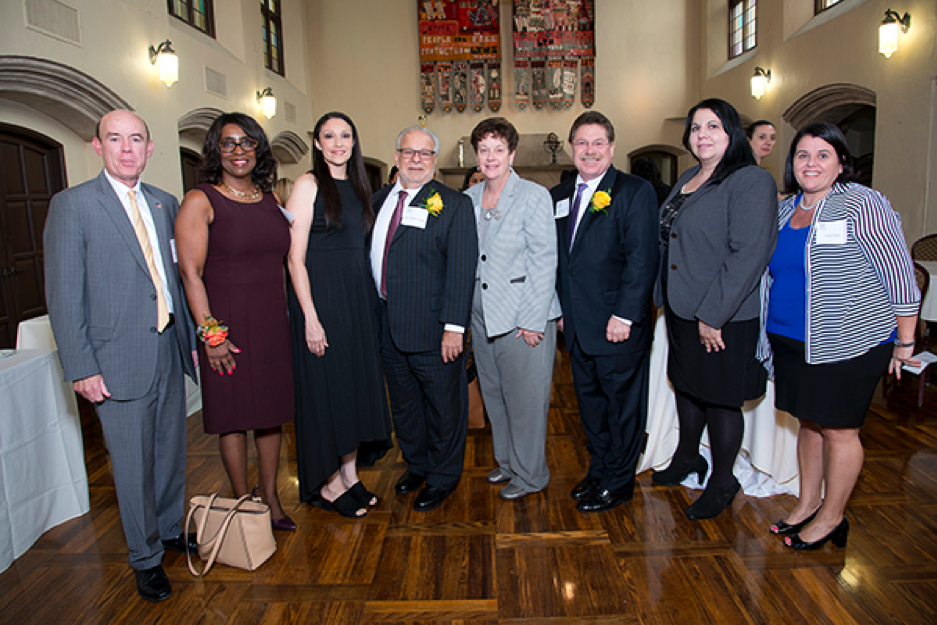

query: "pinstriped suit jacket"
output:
373 181 478 353
44 171 196 399
465 171 561 337
552 166 659 356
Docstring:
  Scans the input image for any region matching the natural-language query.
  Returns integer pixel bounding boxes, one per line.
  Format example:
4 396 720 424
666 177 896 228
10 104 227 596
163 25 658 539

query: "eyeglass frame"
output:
397 148 437 160
218 137 259 153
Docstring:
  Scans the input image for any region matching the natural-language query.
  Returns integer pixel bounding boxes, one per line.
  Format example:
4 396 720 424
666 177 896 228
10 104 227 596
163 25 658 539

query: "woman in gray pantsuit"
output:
465 117 561 500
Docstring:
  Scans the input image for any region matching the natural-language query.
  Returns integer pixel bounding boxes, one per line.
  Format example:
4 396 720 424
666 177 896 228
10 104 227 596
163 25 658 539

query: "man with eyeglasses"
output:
44 110 197 601
551 111 659 512
370 125 478 511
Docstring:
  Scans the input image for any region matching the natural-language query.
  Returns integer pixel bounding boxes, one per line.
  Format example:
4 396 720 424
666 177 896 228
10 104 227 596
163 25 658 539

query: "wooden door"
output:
0 124 66 348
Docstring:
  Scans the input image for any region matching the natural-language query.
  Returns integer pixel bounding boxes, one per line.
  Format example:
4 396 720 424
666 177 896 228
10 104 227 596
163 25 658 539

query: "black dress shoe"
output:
395 471 426 495
685 479 741 521
576 489 632 513
135 565 172 602
413 485 454 511
651 454 709 486
161 532 198 554
570 476 600 501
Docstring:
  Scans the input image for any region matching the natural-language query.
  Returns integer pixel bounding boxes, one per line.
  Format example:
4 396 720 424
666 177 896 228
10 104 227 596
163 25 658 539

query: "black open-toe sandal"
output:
347 481 379 508
320 490 367 518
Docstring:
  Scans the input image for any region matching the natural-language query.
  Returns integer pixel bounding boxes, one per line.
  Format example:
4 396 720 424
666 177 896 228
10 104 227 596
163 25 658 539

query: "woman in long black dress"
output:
286 112 391 518
176 112 295 530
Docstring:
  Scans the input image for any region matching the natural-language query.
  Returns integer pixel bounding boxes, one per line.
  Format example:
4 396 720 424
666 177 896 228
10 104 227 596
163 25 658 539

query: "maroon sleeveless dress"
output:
197 184 293 434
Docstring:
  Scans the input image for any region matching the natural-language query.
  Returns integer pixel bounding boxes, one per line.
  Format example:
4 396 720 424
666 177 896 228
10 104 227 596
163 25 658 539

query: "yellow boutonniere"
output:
421 189 444 217
590 189 612 214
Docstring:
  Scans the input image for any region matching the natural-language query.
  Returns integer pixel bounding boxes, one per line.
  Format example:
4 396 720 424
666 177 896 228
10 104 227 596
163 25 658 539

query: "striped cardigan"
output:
773 182 919 364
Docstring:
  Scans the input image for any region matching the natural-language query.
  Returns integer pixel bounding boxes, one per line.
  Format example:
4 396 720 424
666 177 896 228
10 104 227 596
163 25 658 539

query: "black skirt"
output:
665 305 767 408
769 332 892 428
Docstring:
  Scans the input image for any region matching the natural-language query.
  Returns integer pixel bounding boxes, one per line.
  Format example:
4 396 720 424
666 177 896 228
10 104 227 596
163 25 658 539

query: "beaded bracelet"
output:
197 316 229 347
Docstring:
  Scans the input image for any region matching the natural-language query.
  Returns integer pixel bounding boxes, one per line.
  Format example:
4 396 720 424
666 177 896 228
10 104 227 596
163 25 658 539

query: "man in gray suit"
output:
44 110 196 602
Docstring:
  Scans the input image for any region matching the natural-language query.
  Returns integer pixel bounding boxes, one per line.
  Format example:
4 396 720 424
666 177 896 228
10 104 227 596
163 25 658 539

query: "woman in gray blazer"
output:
652 99 778 520
465 117 561 500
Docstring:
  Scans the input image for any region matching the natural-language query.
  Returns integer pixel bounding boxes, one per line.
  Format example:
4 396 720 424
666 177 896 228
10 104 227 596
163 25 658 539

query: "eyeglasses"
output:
397 148 436 160
219 137 259 153
573 140 610 150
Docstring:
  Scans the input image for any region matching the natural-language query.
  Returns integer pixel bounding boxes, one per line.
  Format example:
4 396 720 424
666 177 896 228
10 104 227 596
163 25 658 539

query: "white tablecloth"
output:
915 261 937 321
0 348 90 574
638 314 801 496
16 315 202 417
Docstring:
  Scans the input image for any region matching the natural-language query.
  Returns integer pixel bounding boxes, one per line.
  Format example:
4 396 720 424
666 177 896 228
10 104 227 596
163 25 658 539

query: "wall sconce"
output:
148 40 178 87
879 9 911 58
257 87 277 119
750 67 771 100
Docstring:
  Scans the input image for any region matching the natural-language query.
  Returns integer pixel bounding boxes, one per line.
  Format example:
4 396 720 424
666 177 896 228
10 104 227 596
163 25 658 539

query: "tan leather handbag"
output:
185 493 276 576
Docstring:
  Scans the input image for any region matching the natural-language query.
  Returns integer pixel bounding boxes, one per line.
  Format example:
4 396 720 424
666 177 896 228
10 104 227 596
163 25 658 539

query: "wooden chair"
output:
904 263 930 406
911 235 937 261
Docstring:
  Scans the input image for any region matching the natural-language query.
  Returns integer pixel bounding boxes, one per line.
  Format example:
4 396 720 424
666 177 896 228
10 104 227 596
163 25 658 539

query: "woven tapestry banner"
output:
419 1 502 114
513 0 594 110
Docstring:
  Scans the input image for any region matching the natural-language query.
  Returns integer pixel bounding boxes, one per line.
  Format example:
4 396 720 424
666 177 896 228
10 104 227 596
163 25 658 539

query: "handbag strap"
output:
186 493 255 577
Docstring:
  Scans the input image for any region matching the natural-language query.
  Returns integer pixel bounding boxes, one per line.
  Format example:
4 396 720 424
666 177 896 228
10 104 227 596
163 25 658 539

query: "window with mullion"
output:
168 0 214 37
815 0 844 14
261 0 284 76
728 0 757 59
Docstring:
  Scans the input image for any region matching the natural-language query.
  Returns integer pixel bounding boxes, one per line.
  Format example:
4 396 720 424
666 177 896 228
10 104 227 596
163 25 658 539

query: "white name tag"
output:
169 238 177 263
401 205 429 229
816 219 847 245
555 199 570 219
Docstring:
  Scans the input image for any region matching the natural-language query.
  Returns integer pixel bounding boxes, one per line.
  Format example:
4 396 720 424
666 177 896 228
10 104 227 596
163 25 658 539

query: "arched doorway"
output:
0 124 66 347
783 83 877 186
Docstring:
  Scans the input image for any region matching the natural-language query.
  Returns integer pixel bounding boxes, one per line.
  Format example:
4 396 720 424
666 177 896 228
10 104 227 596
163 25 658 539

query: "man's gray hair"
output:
396 125 440 154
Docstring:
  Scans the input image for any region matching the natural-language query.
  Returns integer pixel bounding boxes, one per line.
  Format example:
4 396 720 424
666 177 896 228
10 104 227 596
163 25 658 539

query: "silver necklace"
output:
223 182 261 200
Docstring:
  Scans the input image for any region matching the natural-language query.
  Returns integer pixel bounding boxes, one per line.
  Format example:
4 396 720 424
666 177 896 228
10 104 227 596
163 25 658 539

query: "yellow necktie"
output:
127 189 170 331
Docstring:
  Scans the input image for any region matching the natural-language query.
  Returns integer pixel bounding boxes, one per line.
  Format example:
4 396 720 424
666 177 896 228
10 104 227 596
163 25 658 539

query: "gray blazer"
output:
655 164 777 327
466 171 561 336
44 171 196 399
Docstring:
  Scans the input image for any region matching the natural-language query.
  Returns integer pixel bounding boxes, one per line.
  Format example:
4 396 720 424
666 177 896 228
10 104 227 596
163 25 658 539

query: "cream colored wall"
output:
305 0 697 182
700 0 937 241
0 0 315 196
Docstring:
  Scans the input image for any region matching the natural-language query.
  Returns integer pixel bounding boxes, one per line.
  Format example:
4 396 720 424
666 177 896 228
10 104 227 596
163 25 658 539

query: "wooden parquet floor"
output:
3 343 937 624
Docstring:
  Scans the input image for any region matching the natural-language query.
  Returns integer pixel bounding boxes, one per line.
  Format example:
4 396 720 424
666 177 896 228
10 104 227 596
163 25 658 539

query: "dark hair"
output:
460 166 482 191
470 117 519 152
682 98 755 185
200 112 276 192
782 122 855 196
746 120 775 139
568 110 615 144
388 165 399 184
311 111 374 232
631 157 662 184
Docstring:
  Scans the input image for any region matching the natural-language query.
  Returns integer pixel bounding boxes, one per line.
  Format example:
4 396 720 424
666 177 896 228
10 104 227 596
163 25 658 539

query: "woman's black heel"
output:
769 505 820 536
652 454 708 486
785 516 849 550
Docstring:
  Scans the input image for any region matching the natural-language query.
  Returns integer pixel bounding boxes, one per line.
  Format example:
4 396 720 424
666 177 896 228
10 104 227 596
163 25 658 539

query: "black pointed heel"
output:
652 454 709 486
685 479 740 520
769 505 821 536
785 516 849 550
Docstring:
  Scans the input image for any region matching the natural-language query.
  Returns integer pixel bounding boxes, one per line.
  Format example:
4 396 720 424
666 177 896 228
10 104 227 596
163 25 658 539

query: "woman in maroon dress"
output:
176 112 295 531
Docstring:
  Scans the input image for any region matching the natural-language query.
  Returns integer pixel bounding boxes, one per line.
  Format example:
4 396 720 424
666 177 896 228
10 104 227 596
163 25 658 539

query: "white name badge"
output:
169 238 177 263
816 219 847 245
401 205 429 229
555 199 570 219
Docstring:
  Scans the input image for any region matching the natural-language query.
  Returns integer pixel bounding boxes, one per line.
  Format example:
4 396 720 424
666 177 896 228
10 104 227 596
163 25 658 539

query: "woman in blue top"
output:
766 122 920 550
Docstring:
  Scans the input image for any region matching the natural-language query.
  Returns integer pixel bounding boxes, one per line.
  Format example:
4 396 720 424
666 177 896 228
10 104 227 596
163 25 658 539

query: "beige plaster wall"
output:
0 0 315 196
305 0 697 183
701 0 937 241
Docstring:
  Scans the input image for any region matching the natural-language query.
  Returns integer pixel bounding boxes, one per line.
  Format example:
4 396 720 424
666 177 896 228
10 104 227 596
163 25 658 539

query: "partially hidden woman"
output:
766 122 919 549
652 98 778 520
465 117 561 500
747 120 777 166
286 112 392 518
176 112 295 531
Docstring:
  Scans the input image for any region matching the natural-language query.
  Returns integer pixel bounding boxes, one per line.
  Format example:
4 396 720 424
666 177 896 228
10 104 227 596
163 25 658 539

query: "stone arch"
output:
0 55 132 142
782 83 876 129
177 107 225 146
270 130 309 165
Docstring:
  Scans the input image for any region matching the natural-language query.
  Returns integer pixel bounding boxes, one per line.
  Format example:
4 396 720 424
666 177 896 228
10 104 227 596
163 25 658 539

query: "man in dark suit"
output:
552 111 659 512
370 125 478 511
44 110 197 601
